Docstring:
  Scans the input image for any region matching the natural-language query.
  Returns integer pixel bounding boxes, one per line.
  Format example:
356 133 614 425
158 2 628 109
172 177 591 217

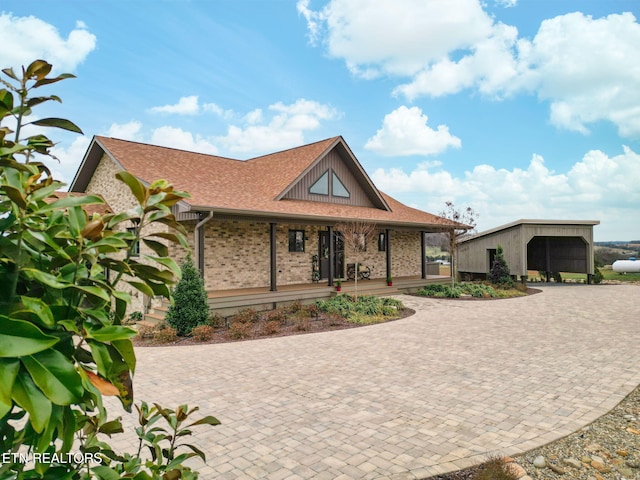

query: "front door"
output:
318 231 344 280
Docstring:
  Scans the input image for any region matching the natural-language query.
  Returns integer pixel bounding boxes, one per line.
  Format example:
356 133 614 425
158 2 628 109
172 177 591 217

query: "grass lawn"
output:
527 269 640 283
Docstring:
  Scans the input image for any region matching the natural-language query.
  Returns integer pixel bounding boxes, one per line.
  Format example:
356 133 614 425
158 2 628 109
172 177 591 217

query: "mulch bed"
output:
133 308 415 347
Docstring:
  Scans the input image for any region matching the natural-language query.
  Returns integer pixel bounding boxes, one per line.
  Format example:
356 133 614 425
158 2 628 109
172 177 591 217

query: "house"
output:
456 219 600 283
70 135 465 314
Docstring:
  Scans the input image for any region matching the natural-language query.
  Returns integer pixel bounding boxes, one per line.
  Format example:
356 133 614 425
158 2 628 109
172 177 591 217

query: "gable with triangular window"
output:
281 145 388 208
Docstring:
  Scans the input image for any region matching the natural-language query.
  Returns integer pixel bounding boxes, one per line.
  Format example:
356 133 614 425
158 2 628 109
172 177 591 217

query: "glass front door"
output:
318 231 344 280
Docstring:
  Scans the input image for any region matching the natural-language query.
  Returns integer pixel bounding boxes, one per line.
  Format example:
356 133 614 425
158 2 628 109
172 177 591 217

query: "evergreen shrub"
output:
165 256 210 336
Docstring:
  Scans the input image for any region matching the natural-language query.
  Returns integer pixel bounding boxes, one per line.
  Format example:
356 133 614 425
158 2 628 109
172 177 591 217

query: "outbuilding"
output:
456 219 600 283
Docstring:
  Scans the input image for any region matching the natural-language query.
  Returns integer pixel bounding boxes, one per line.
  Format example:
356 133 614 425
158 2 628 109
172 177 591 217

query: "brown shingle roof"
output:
85 136 463 230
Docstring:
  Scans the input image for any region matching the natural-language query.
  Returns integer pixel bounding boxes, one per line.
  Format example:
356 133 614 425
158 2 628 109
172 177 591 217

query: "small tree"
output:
166 255 210 336
489 245 514 287
335 221 377 300
438 201 477 285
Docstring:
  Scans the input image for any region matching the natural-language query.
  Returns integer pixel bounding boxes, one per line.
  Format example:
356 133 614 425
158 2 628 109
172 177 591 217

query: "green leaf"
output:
0 185 27 209
188 415 221 427
91 466 128 480
22 268 68 289
21 350 83 405
0 358 19 418
116 171 146 205
126 280 155 298
12 368 52 433
112 339 136 374
25 60 52 80
69 284 111 303
86 325 137 343
33 73 76 88
39 193 105 212
88 341 112 379
29 117 83 134
0 315 59 357
16 296 55 328
141 238 168 257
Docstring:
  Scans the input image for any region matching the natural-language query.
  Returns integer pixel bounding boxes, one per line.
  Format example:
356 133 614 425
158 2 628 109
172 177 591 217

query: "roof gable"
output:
273 137 389 210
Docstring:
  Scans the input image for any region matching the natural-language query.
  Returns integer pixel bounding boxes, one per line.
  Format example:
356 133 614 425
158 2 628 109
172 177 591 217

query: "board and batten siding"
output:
457 226 524 276
283 149 375 207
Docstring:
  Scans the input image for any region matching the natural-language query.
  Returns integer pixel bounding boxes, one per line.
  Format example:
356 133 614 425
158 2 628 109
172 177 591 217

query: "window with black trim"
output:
309 168 350 198
288 229 305 252
332 172 350 198
378 232 386 252
309 170 329 195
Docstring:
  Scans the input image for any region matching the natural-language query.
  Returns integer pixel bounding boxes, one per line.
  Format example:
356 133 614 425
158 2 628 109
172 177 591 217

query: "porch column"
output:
421 231 426 279
328 226 334 286
270 223 277 291
385 228 391 280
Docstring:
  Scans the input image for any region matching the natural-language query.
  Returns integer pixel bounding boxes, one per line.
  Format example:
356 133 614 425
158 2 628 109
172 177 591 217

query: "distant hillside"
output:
594 241 639 266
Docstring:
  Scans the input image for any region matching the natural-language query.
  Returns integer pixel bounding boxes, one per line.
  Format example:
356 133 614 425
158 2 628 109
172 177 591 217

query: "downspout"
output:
194 211 214 276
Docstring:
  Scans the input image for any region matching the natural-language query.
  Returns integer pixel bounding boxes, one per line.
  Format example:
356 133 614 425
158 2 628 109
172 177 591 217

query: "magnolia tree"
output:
0 60 218 479
438 201 477 285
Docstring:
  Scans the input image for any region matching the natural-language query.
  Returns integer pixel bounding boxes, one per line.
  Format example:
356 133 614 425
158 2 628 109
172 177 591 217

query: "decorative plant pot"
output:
336 286 342 292
387 282 392 286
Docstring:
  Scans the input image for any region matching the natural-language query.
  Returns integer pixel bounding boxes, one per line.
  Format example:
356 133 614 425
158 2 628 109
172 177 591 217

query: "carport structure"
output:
456 219 600 283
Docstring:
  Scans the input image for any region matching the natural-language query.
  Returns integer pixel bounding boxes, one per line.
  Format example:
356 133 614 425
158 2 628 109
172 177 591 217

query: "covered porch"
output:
145 273 451 322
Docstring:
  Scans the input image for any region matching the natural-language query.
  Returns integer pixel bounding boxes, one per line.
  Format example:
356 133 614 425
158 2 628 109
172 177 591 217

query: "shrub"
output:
126 310 143 324
232 307 261 324
228 321 253 339
315 295 404 322
262 320 281 335
136 324 157 339
294 316 311 331
264 307 287 325
192 324 215 341
593 264 604 284
473 456 520 480
165 255 211 336
489 245 514 287
210 312 226 328
304 303 321 318
153 325 178 343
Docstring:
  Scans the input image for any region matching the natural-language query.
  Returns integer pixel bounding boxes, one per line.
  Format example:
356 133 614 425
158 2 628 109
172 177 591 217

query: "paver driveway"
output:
110 284 640 479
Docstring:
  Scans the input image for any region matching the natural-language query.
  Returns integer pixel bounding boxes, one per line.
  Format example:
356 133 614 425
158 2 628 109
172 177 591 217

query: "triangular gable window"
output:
309 170 329 195
309 169 351 198
332 172 350 198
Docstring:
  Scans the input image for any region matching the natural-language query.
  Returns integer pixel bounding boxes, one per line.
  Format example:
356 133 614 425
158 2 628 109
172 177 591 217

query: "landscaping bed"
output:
134 295 412 347
415 282 536 299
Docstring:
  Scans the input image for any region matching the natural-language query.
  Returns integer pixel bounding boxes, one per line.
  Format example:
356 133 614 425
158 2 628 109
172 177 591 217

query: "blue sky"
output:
1 0 639 241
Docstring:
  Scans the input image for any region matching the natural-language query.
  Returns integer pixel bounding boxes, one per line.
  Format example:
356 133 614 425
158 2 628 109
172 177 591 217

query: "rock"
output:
616 466 635 478
533 455 547 468
591 460 611 473
562 458 583 469
591 455 605 464
617 450 629 457
505 462 527 478
581 456 593 464
548 463 567 474
585 443 602 453
626 459 640 469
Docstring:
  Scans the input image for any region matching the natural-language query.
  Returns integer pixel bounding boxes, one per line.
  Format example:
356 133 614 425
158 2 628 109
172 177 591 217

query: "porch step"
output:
142 301 170 326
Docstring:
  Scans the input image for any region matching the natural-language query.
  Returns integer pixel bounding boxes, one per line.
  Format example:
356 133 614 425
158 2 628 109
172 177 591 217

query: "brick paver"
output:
108 284 640 479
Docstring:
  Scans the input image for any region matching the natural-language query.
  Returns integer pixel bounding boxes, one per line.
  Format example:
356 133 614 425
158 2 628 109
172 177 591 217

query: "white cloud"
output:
303 2 640 138
106 121 143 141
301 0 494 78
49 135 91 185
0 13 96 72
150 96 200 115
215 99 340 154
365 106 461 156
525 12 640 137
372 146 640 240
150 126 219 155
